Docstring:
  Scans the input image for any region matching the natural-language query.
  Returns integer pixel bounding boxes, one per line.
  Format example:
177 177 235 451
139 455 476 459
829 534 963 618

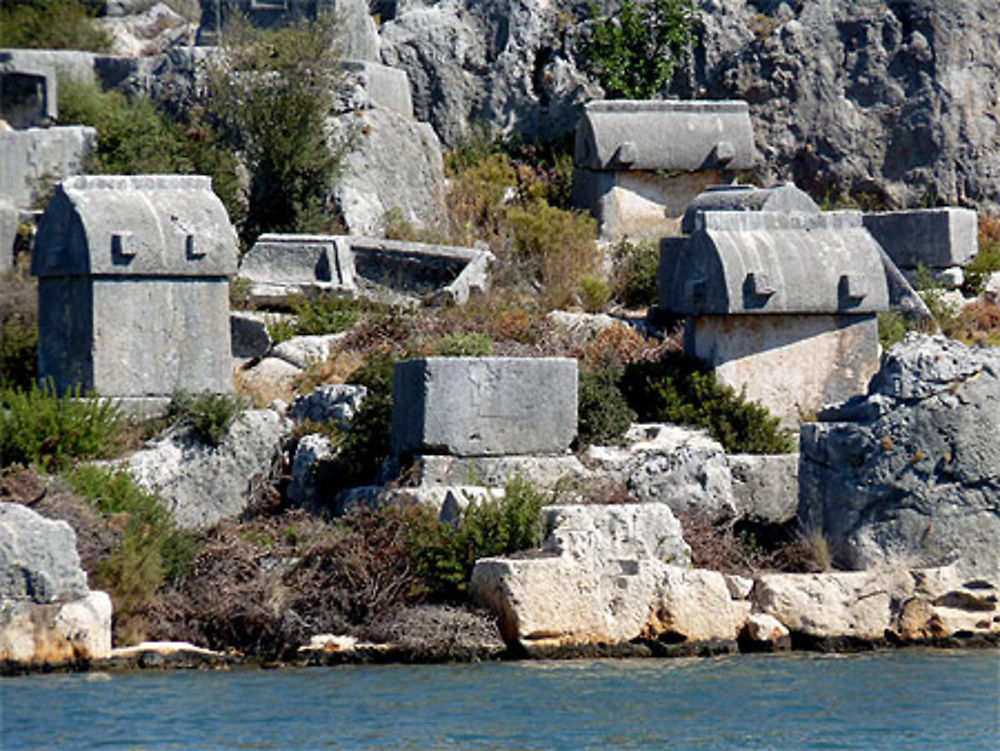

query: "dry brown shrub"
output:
293 348 368 393
233 367 297 408
950 297 1000 347
582 323 660 368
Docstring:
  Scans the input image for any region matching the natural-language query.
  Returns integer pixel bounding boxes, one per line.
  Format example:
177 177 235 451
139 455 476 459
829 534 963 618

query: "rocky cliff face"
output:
381 0 1000 211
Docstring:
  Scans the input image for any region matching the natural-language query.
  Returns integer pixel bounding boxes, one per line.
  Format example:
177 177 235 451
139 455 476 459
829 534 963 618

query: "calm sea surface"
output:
2 650 998 750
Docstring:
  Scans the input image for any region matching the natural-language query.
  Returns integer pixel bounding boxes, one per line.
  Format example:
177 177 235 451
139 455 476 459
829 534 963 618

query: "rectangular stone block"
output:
0 126 95 209
0 196 15 271
862 208 978 268
391 357 578 457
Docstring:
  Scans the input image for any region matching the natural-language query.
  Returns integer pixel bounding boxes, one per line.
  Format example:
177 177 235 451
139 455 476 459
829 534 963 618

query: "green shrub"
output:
577 352 636 446
579 275 612 312
505 200 601 309
447 153 517 245
430 331 495 357
877 310 910 352
0 0 111 51
290 291 365 336
964 213 1000 296
611 239 660 309
0 313 37 391
203 13 351 247
621 353 794 454
67 465 197 643
576 0 697 99
0 380 124 470
167 389 248 446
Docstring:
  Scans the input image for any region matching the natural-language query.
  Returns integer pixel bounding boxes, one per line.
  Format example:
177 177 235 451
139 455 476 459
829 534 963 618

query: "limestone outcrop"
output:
799 334 1000 577
0 503 112 669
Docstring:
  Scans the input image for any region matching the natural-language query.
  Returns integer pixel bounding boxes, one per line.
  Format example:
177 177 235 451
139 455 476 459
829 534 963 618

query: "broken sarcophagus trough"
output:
31 175 239 404
659 210 890 426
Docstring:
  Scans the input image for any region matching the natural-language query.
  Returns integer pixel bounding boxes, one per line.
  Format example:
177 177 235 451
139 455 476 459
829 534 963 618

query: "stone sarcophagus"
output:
571 100 756 240
32 175 238 399
659 211 890 426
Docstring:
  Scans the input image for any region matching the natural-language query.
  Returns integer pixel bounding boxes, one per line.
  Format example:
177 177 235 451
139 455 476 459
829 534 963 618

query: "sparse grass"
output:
167 389 249 446
429 331 495 357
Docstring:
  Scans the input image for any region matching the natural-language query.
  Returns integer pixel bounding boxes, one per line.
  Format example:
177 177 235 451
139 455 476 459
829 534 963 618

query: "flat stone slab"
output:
863 208 978 269
391 357 578 457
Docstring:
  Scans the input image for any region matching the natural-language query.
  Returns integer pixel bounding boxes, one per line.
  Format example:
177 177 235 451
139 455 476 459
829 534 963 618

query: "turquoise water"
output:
2 650 998 750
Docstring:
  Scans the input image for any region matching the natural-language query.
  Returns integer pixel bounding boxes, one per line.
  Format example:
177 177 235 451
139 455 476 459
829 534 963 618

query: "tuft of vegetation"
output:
0 0 111 52
611 238 661 309
430 331 495 357
577 348 636 447
621 353 795 454
963 213 1000 296
877 309 911 352
167 389 248 446
576 0 697 99
203 12 352 247
0 312 37 391
67 465 197 644
290 291 367 336
0 380 124 471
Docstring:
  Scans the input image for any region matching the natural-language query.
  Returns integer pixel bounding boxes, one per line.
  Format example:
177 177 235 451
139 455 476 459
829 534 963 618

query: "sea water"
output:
2 650 998 750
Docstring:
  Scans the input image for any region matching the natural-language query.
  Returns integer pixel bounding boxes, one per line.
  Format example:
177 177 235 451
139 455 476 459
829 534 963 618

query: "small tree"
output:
577 0 697 99
203 13 352 247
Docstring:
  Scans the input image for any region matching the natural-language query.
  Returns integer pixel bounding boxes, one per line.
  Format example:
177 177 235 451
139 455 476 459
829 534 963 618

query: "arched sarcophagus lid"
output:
32 174 238 278
659 211 890 316
574 100 756 172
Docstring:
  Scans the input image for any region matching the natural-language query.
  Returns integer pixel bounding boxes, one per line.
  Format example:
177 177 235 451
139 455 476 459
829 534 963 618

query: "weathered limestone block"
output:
288 384 367 428
681 183 819 234
863 208 978 269
799 334 1000 576
0 126 95 209
239 234 355 297
645 567 744 644
271 334 345 369
470 503 696 651
0 504 112 667
727 453 799 524
124 408 292 529
338 60 413 117
744 612 790 647
32 175 238 398
230 311 272 359
586 423 736 520
391 357 578 457
288 433 336 510
0 53 57 127
404 454 589 490
0 195 16 271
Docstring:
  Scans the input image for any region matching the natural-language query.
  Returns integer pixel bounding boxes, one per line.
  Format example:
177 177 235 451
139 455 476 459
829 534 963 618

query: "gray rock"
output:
328 107 447 236
124 408 292 529
799 334 1000 576
98 3 198 57
391 357 578 457
863 209 978 270
32 175 238 398
230 311 272 359
727 453 799 524
0 126 96 209
0 196 15 272
586 423 736 520
336 60 413 117
271 334 344 369
288 384 367 428
404 454 589 490
0 590 112 666
0 503 89 603
288 433 336 509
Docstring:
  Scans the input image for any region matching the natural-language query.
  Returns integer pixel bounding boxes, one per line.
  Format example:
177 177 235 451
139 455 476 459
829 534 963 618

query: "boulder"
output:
328 107 447 235
799 334 1000 576
0 503 112 668
230 311 272 359
468 503 756 653
727 453 799 524
288 384 367 429
0 126 96 209
586 423 736 520
271 333 345 369
98 3 198 57
123 408 292 529
287 433 336 509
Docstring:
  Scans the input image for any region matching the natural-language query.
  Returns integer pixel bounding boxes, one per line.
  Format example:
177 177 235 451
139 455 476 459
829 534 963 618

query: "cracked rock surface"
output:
799 334 1000 577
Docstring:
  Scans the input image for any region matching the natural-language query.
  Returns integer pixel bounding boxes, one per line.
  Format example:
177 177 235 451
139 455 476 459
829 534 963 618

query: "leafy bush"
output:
167 389 248 446
579 275 611 312
877 309 910 352
0 0 111 51
577 350 636 447
57 77 244 223
67 465 196 644
203 13 351 247
0 380 123 470
430 331 495 357
0 313 37 391
576 0 697 99
447 153 516 246
621 353 794 454
290 291 366 336
611 239 660 309
505 200 601 308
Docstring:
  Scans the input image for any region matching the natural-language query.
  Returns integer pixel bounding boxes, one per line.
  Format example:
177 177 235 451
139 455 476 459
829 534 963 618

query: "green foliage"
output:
877 310 910 352
579 274 611 312
447 153 517 244
430 331 495 357
505 200 601 308
621 353 795 454
67 465 197 642
290 291 366 336
167 389 248 446
964 213 1000 296
0 313 37 390
56 77 244 223
611 239 660 309
0 380 123 470
577 0 697 99
0 0 111 51
204 13 350 247
577 352 636 446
